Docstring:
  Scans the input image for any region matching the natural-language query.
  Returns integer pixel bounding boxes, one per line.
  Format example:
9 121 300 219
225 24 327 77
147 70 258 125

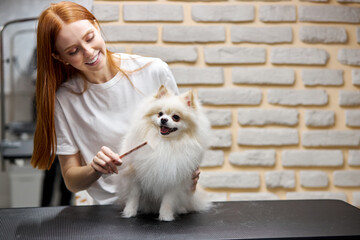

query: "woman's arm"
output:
192 168 200 192
58 146 122 193
58 153 101 193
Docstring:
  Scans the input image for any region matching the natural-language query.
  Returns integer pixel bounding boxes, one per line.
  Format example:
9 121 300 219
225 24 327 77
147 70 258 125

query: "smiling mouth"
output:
86 52 100 65
160 126 178 135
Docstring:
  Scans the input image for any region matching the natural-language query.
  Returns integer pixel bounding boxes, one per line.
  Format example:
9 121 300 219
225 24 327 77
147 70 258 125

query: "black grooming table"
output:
1 200 360 239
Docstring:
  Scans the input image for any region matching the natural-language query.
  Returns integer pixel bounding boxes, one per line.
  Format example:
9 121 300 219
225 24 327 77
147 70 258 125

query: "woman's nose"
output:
83 44 93 57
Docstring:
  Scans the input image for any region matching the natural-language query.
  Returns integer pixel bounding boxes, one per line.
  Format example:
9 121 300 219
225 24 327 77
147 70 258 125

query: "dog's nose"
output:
161 118 168 124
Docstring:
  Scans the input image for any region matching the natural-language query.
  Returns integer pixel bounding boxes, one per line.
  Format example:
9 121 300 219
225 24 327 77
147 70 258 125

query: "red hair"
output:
31 1 120 169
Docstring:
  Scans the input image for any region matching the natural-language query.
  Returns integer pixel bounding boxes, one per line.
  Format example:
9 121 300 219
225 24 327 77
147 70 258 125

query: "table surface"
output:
1 200 360 240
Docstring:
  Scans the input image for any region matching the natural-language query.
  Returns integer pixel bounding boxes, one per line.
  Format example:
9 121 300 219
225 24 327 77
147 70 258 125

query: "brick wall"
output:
93 0 360 208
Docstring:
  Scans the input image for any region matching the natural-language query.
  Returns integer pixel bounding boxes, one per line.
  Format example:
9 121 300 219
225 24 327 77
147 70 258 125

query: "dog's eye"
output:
172 115 181 122
158 112 163 117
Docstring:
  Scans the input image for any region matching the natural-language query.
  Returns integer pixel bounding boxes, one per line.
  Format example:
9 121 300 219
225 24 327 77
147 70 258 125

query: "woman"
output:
31 1 199 205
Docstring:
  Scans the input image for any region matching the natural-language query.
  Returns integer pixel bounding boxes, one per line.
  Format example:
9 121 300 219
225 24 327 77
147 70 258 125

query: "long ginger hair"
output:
31 2 121 170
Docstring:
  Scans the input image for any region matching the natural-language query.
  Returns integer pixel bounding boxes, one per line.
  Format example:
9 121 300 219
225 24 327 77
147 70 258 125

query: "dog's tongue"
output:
160 126 171 134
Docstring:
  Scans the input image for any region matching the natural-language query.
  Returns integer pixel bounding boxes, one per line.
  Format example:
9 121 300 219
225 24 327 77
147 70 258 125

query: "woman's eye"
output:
158 112 163 117
86 33 95 42
172 115 180 122
68 48 79 56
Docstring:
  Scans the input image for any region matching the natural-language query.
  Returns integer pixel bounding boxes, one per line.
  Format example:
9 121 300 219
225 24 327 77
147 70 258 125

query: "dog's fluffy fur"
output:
116 85 211 221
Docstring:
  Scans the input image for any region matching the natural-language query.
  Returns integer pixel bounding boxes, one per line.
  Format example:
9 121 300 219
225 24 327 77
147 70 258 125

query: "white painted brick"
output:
179 88 191 94
238 129 298 146
266 171 296 189
268 89 328 106
338 49 360 66
271 48 329 65
346 110 360 127
349 150 360 166
305 110 335 127
92 3 119 22
123 4 183 22
338 0 360 2
237 109 298 126
229 150 276 167
353 192 360 207
299 6 360 23
231 27 292 44
339 90 360 106
204 47 266 64
299 26 347 43
282 150 343 167
192 5 254 22
334 171 360 187
232 68 295 85
229 193 279 201
132 46 197 63
200 150 224 167
163 26 225 43
300 171 329 188
206 192 227 202
286 192 347 202
198 88 262 106
107 45 126 53
301 0 329 2
102 25 157 42
353 69 360 86
205 109 232 127
170 67 224 85
210 130 232 148
199 171 260 189
259 5 296 22
301 69 343 86
302 130 360 147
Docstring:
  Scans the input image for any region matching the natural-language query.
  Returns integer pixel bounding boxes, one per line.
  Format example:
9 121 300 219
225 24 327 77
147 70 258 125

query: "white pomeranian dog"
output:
116 85 212 221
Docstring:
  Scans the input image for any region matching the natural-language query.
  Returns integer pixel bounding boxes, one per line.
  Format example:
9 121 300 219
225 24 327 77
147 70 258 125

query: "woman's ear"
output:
51 53 69 65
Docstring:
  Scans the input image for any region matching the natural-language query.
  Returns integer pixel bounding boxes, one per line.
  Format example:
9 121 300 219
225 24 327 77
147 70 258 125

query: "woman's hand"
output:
90 146 122 174
192 168 200 192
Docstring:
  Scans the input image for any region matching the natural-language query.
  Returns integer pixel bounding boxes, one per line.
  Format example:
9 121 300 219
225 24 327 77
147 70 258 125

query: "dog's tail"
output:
190 189 213 212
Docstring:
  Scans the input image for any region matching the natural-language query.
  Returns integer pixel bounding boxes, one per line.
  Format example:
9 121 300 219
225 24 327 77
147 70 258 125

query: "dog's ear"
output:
181 89 196 109
155 85 170 99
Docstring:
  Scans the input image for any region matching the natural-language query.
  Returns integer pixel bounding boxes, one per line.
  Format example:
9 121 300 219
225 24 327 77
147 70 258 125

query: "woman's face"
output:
53 20 107 74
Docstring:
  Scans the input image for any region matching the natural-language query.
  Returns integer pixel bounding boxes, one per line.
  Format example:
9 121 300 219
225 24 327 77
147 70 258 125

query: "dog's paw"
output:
159 206 175 221
122 206 137 218
159 212 175 222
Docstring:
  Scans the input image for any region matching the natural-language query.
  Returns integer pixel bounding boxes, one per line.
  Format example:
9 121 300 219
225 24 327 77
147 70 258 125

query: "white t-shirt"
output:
54 53 179 204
